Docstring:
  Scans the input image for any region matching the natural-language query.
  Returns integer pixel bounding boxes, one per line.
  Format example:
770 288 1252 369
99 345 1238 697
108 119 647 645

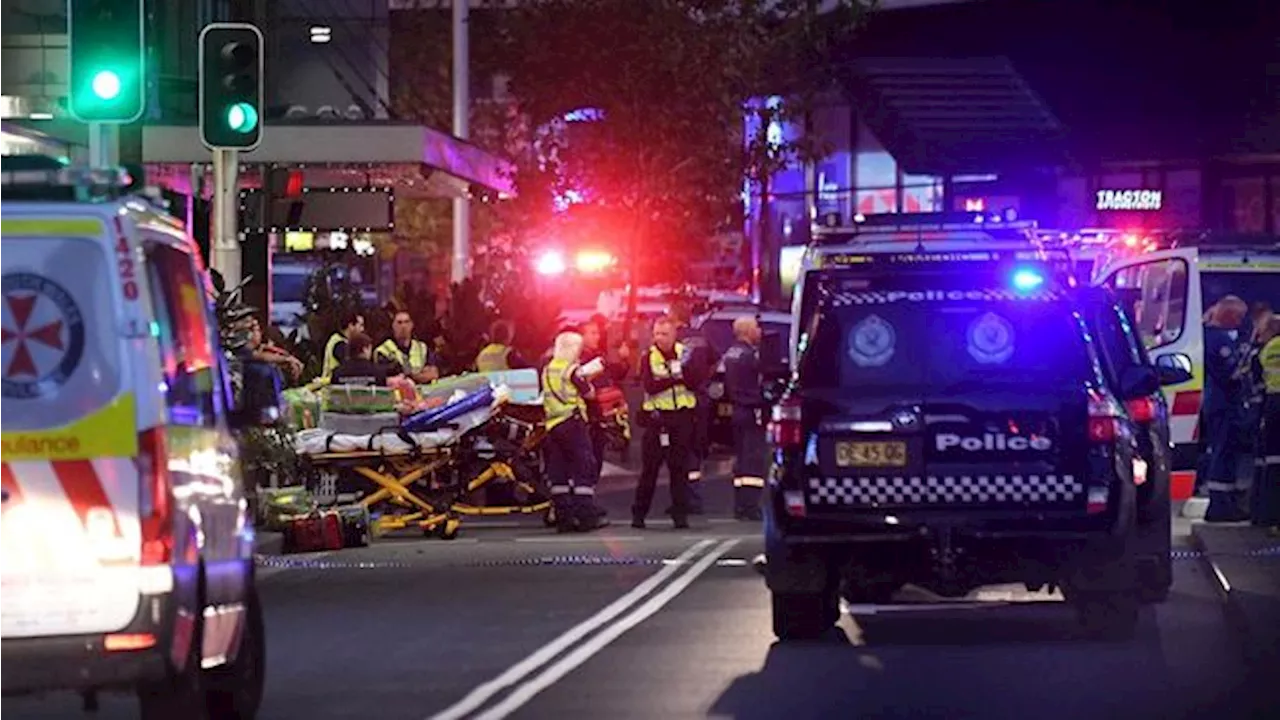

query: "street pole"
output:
450 0 471 284
211 148 242 286
87 122 119 167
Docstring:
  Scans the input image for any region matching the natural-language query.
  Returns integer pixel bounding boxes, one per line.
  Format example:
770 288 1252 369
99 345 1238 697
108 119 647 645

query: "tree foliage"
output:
491 0 873 288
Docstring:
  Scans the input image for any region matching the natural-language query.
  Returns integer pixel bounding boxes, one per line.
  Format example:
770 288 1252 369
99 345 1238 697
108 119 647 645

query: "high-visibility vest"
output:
376 338 429 373
321 332 345 378
476 343 512 372
542 358 586 430
642 343 697 412
1261 336 1280 394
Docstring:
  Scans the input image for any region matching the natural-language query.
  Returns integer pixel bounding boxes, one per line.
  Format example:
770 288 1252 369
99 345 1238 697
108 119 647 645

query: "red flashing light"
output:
284 170 304 198
535 250 567 276
575 249 614 274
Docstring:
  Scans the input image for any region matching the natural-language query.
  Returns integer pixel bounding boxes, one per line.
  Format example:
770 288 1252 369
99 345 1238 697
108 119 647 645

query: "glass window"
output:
1090 304 1144 389
272 272 311 304
1108 258 1188 351
145 244 218 427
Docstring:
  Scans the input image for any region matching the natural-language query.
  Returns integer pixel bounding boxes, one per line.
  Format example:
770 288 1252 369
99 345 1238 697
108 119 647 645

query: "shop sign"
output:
1096 189 1163 211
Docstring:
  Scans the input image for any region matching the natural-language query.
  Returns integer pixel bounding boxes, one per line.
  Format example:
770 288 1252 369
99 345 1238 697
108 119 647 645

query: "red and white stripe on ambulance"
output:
1 214 169 639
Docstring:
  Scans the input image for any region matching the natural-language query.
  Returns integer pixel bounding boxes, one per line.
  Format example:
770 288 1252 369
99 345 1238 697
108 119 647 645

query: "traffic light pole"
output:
87 122 119 167
211 148 242 286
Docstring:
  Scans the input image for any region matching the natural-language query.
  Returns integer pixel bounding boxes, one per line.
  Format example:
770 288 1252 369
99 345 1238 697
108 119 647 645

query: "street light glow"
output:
91 70 122 100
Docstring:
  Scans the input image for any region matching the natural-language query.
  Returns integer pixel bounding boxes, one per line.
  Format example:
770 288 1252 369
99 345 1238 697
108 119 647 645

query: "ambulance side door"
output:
1097 248 1202 448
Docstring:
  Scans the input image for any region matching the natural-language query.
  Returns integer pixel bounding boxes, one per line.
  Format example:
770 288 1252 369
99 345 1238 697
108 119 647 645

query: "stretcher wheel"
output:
440 518 461 540
543 507 557 527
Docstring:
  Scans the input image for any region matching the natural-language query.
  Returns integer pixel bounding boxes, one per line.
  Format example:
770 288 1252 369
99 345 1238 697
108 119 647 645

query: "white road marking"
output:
472 538 740 720
426 539 716 720
257 550 335 582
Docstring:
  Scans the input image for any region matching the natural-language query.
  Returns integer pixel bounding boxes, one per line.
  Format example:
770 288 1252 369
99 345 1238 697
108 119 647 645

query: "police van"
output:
1 158 268 718
1093 231 1280 497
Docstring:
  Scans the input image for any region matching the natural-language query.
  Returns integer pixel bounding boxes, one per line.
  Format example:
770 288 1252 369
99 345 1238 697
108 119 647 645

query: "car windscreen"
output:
798 280 1100 393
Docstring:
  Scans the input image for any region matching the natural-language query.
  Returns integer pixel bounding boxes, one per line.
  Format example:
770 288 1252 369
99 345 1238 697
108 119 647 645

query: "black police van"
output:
763 247 1187 641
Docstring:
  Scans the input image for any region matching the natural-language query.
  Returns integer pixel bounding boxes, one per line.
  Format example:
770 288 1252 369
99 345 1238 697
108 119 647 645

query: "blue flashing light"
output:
1012 268 1045 292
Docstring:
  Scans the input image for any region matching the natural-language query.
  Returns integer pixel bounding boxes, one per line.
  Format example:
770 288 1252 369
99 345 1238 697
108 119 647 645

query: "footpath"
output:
1190 522 1280 710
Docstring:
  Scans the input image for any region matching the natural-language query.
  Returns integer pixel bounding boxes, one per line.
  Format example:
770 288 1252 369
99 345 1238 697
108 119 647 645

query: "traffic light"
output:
199 23 264 150
67 0 146 123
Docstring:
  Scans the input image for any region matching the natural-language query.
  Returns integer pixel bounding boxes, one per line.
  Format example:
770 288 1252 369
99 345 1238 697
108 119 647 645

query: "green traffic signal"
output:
91 70 122 100
226 102 259 133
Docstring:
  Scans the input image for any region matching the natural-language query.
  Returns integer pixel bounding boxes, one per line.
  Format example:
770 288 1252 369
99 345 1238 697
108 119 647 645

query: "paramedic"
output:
376 310 440 384
1203 296 1250 522
322 311 366 379
331 333 394 387
632 316 701 529
723 316 767 520
542 331 608 532
1251 316 1280 529
581 316 631 480
476 320 528 372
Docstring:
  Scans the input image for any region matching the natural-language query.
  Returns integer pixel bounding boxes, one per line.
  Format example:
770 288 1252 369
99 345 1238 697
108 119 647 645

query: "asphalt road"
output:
7 467 1276 720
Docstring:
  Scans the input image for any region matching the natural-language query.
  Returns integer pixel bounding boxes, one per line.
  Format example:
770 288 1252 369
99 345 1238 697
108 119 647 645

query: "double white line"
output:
428 537 740 720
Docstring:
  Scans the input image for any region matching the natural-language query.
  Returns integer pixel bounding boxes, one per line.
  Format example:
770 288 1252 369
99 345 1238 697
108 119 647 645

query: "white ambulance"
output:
1093 231 1280 497
1 159 267 718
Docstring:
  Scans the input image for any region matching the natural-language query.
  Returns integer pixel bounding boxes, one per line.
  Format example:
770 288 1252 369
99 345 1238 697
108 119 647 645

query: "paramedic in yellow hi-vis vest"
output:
376 310 440 384
543 331 609 532
1252 317 1280 529
321 311 366 379
631 316 702 529
476 320 527 372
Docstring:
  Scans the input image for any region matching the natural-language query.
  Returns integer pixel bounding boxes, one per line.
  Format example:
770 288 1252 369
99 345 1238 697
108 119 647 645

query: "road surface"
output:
7 468 1275 719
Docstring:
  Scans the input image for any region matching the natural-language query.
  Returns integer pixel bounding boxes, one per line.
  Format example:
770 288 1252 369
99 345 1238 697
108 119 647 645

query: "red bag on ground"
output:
282 511 345 553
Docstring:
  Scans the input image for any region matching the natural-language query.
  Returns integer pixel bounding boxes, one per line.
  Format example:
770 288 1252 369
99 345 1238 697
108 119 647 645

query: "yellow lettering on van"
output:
0 394 138 461
1 218 106 238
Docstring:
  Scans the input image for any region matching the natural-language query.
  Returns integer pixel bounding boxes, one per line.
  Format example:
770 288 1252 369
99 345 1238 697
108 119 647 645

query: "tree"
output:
491 0 872 328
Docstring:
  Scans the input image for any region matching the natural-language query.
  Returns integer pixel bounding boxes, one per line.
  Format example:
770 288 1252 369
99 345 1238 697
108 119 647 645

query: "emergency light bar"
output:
815 247 1072 269
0 166 133 190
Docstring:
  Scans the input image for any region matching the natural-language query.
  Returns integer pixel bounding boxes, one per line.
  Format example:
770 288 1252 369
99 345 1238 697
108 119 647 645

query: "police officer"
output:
1203 296 1250 522
1251 316 1280 529
723 316 768 520
542 331 607 532
321 311 365 379
632 316 701 529
476 320 527 372
376 310 440 384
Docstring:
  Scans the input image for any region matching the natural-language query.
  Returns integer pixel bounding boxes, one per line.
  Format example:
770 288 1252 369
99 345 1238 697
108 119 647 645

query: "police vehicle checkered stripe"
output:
807 474 1083 505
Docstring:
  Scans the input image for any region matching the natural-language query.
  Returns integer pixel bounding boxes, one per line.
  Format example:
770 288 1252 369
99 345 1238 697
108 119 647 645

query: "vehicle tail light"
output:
105 633 157 652
768 397 804 448
1125 397 1156 424
136 428 172 566
1087 390 1123 444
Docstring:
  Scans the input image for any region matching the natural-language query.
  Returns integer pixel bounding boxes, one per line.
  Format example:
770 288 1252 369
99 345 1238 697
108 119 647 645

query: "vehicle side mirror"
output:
1153 353 1194 386
1118 365 1161 400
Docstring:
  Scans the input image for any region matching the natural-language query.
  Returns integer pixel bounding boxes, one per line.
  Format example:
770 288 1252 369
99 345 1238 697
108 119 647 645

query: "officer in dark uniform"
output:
723 316 768 520
1202 296 1250 522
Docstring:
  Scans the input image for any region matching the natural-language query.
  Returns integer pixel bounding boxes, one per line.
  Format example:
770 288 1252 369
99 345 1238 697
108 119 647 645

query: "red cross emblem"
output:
2 292 66 379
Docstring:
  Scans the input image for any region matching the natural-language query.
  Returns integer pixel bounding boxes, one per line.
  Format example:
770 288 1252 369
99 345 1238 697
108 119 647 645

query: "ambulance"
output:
1 157 267 718
1093 230 1280 498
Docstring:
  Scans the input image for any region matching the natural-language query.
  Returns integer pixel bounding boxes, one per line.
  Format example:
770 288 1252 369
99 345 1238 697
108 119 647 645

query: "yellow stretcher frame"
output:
301 413 553 540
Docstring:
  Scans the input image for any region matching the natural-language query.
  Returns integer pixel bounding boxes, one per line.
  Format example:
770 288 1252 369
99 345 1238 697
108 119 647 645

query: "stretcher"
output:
292 372 553 540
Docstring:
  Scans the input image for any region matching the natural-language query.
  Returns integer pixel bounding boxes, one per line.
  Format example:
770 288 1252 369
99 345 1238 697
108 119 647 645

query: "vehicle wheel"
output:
138 604 207 720
1073 593 1140 641
771 589 839 641
206 588 266 720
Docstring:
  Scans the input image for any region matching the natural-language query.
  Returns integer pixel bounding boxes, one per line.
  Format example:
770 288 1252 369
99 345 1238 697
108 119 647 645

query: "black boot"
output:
1204 491 1249 523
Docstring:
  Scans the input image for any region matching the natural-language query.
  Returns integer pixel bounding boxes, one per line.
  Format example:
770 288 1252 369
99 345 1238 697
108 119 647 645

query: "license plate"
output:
718 403 733 418
836 441 907 467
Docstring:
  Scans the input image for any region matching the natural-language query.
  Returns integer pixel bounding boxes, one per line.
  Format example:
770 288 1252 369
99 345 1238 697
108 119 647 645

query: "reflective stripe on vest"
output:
376 338 428 372
543 358 585 430
642 343 696 411
321 333 344 378
476 343 512 372
1262 337 1280 394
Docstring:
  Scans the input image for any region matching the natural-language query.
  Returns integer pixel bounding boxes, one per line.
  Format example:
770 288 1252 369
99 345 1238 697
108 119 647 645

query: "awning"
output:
142 122 515 198
842 57 1069 176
